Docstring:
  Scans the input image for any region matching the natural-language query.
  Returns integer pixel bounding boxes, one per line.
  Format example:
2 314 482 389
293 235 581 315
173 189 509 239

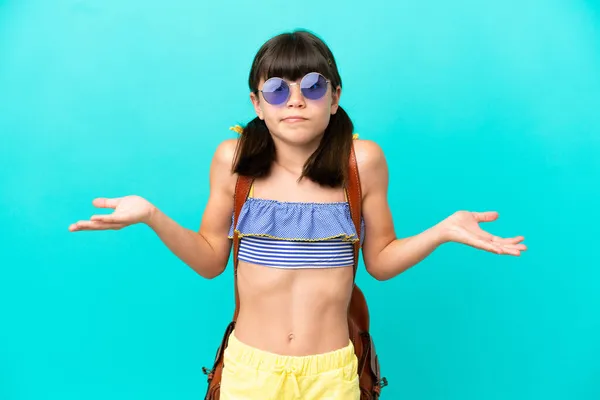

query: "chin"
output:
278 127 324 146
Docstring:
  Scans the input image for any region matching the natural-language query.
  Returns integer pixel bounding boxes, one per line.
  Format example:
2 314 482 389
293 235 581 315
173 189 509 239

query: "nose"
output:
286 83 305 108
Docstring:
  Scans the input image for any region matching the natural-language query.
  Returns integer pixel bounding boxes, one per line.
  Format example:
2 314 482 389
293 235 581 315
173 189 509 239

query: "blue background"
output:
1 0 599 399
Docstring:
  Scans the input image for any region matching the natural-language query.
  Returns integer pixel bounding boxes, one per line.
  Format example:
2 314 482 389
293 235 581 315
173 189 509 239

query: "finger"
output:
469 237 505 254
491 236 525 244
465 231 525 255
479 238 527 256
500 247 521 256
69 220 125 231
488 242 526 256
499 244 527 254
477 232 525 245
470 211 499 223
90 214 124 223
92 197 121 209
503 243 527 250
69 221 98 231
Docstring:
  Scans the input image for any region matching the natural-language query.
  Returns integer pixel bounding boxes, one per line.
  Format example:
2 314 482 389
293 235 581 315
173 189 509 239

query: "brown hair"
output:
232 30 354 188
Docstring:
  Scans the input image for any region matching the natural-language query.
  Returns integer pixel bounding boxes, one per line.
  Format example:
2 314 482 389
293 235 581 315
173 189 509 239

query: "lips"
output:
282 116 307 122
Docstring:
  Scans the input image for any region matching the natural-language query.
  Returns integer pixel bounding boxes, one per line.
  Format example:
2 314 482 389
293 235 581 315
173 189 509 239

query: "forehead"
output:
258 73 314 85
255 52 331 86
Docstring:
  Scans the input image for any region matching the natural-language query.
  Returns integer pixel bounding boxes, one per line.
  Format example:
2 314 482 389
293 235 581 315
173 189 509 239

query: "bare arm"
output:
355 140 526 281
147 139 238 278
71 139 239 279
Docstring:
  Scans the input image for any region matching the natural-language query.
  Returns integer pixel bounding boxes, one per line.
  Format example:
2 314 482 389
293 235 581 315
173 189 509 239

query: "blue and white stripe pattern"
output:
228 197 365 269
238 236 355 268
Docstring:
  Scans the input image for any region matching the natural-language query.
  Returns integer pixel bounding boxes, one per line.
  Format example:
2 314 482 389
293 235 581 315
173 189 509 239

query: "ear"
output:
250 92 264 120
330 85 342 115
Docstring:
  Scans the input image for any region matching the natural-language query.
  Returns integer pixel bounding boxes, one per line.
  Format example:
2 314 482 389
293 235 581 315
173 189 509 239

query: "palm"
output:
69 195 153 232
106 196 151 224
440 211 526 256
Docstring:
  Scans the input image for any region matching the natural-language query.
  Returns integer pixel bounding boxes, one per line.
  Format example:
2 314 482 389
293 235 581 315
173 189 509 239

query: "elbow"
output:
191 259 227 280
369 270 392 282
196 266 225 280
191 234 229 279
365 262 392 281
199 269 218 280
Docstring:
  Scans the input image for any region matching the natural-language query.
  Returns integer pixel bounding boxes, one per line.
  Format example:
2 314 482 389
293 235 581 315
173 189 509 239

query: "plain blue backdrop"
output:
1 0 599 399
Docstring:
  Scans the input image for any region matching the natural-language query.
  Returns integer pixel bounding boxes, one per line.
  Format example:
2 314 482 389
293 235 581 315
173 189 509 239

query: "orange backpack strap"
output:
232 174 254 321
346 143 362 279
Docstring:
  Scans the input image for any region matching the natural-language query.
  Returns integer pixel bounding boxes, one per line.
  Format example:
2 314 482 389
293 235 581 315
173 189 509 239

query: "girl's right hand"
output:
69 195 156 232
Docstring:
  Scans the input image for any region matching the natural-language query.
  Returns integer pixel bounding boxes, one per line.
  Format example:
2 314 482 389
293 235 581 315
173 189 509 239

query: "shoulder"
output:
353 139 387 175
352 139 388 195
210 139 240 195
213 138 239 166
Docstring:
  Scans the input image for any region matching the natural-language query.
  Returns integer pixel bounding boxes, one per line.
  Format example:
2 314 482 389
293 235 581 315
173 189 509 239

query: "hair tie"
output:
230 125 244 135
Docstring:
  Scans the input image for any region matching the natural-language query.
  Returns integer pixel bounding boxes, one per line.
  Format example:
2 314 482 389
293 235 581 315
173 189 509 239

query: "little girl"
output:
70 30 527 400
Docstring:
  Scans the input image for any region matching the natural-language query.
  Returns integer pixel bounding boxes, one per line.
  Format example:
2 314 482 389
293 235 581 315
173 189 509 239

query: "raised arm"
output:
355 140 526 281
70 139 239 279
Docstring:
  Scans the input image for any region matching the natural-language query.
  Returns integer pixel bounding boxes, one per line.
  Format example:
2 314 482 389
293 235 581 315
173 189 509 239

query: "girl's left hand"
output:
437 211 527 256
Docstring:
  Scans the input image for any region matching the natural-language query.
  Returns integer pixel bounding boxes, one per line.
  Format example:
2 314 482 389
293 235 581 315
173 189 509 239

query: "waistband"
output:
225 330 356 376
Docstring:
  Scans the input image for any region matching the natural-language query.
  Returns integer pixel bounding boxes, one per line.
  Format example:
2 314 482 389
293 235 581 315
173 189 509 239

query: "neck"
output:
271 136 322 176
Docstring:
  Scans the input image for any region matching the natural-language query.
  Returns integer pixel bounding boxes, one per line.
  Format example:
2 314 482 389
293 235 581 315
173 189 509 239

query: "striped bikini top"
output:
228 185 365 269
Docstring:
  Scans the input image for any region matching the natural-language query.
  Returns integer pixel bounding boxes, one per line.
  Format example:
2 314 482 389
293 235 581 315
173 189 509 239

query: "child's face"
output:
250 73 341 146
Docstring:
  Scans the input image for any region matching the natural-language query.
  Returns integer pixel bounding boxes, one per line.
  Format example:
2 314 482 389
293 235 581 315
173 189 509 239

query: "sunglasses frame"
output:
258 72 331 105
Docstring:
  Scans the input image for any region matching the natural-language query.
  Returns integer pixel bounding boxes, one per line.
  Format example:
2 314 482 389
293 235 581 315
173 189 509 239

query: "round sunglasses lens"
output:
262 78 289 105
301 73 328 100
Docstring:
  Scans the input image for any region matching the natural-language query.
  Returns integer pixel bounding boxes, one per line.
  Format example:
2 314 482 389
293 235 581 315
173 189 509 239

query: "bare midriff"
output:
234 260 354 356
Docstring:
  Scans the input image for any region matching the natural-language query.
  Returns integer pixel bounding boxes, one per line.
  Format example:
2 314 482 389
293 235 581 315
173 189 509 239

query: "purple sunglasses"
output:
259 72 330 105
